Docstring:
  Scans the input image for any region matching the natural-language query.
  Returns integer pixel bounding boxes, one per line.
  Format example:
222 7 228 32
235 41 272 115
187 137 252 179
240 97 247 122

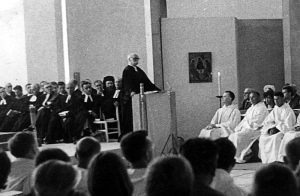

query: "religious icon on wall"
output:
188 52 212 83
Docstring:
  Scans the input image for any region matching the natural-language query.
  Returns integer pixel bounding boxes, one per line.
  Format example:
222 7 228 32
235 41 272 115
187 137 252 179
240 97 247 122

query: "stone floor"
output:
231 162 264 193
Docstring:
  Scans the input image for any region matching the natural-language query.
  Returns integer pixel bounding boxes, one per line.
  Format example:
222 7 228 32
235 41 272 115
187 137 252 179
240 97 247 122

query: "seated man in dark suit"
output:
0 86 16 130
46 81 82 143
73 81 98 141
283 85 300 109
35 83 58 141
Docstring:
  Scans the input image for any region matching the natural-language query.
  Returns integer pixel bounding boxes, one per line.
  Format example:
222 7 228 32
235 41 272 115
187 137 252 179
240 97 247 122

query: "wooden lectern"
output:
132 91 178 156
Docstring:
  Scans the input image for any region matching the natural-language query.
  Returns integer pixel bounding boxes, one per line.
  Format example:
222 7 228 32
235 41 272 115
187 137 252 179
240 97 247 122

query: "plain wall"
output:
236 19 285 103
167 0 282 19
0 0 27 86
66 0 148 82
161 17 239 138
24 0 64 84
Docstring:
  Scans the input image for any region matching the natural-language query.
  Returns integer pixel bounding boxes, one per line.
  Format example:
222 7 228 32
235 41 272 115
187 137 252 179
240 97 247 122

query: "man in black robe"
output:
45 81 82 143
121 53 160 136
102 76 116 119
73 81 98 141
282 85 300 109
0 87 16 131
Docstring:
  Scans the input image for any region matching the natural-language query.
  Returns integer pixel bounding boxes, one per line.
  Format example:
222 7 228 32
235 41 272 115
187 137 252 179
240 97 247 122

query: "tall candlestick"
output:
217 72 221 96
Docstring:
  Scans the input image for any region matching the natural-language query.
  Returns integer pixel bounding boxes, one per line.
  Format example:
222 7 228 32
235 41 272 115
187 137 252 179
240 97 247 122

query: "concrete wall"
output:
0 0 27 86
236 19 285 102
24 0 64 84
167 0 282 19
161 17 239 138
66 0 148 82
283 0 300 87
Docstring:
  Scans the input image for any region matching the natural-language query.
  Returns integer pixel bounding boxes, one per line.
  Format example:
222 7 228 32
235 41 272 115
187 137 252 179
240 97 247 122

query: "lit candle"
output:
217 72 221 96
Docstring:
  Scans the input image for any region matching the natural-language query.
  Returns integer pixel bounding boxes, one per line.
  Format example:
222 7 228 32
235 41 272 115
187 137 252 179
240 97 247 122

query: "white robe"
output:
199 104 241 140
277 113 300 162
259 103 296 163
229 102 268 162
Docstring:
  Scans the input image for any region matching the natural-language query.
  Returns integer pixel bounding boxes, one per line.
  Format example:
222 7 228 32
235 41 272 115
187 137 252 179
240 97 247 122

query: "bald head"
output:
76 137 101 169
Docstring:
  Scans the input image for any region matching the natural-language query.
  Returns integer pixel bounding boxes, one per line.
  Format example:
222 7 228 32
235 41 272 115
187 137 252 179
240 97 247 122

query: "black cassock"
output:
121 65 160 136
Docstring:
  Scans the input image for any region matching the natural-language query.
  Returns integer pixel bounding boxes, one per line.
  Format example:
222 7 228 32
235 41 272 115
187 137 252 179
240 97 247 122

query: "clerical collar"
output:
82 93 93 102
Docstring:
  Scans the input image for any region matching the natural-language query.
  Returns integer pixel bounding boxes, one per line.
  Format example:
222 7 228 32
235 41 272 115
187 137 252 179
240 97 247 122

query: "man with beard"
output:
102 76 116 119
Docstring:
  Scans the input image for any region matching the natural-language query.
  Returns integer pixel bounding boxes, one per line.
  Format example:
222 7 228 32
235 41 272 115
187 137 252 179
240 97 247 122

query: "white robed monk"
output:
199 91 241 140
259 92 296 164
229 91 269 163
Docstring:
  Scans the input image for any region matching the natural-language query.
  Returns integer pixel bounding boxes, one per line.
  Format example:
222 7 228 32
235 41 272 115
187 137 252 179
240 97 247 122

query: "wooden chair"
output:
93 106 121 142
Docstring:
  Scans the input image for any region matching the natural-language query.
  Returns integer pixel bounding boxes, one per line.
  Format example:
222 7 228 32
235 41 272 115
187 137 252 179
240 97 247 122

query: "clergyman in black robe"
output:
121 53 160 137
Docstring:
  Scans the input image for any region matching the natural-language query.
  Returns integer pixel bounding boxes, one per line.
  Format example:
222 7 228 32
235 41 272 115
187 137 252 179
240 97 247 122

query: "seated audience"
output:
229 91 269 163
35 148 70 167
121 130 153 196
199 91 241 140
25 83 32 96
75 137 101 192
94 80 104 96
239 88 254 112
251 163 297 196
212 138 247 196
33 160 83 196
180 138 225 196
263 90 275 110
259 92 296 163
6 132 38 194
88 152 133 196
282 85 300 109
0 149 11 192
145 156 194 196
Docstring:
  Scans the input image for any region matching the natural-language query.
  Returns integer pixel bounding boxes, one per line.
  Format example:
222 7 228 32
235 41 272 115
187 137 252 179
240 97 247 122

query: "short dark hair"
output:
0 149 11 189
33 160 78 196
57 81 65 86
76 137 101 160
274 91 284 98
214 138 236 170
263 90 274 99
35 148 70 167
81 81 90 88
253 163 297 196
8 132 36 158
120 130 150 164
13 85 22 92
50 81 57 86
145 156 194 196
282 86 293 94
285 137 300 170
180 138 218 176
88 152 133 196
225 91 235 101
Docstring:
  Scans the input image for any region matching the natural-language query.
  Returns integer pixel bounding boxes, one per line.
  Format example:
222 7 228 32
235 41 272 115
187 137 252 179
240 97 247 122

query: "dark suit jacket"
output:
289 94 300 109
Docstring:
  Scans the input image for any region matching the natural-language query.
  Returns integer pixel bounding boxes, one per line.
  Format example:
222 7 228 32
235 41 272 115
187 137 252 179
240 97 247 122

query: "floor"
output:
231 162 264 193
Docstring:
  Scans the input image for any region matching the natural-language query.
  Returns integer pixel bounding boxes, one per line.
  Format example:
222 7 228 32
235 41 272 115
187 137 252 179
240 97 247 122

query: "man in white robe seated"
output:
259 91 296 163
199 91 241 140
229 91 269 163
277 110 300 162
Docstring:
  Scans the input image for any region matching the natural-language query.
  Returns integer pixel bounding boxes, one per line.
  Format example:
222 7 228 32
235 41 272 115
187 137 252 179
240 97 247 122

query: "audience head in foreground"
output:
145 156 194 196
88 152 133 196
0 149 11 190
284 137 300 171
8 131 38 159
33 160 80 196
121 130 153 168
214 138 236 172
76 137 101 169
35 148 70 167
252 163 297 196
